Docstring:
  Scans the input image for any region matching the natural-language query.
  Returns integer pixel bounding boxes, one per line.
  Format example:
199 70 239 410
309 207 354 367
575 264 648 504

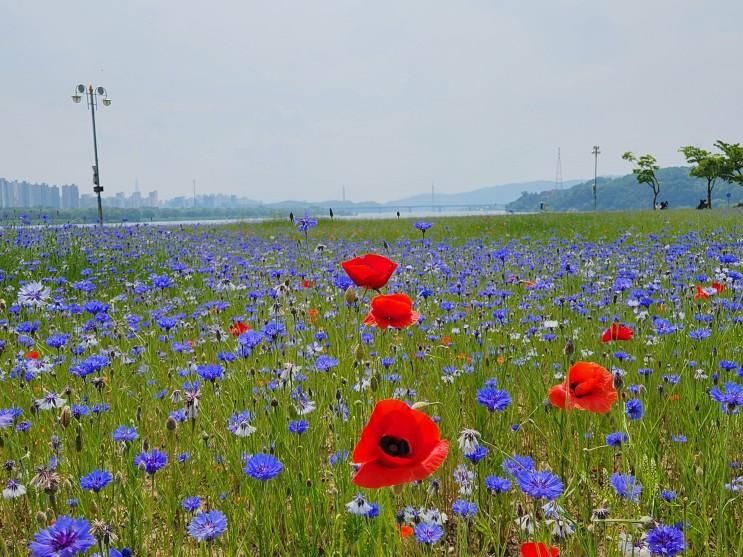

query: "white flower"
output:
2 480 26 499
17 282 50 308
345 494 373 516
543 320 559 329
617 532 651 557
418 508 447 525
36 392 66 410
457 429 481 455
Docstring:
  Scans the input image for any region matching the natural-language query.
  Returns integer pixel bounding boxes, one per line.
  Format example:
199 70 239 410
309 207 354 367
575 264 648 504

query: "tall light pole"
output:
592 145 600 211
72 84 111 225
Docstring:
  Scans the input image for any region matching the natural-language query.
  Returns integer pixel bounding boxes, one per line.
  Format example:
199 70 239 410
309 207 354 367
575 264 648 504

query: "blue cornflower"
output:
484 475 511 494
606 432 629 447
0 408 18 429
83 300 109 315
645 524 685 556
476 385 511 412
516 469 564 501
329 450 348 466
187 510 228 542
452 499 477 519
134 449 168 475
671 434 687 443
625 399 644 420
710 382 743 414
71 404 91 419
79 469 112 493
688 328 711 341
151 274 173 289
464 445 488 464
182 496 201 512
29 515 96 557
502 454 534 477
113 426 139 443
243 453 283 481
414 221 433 234
196 364 224 382
314 355 339 372
414 522 443 544
46 333 71 349
610 472 642 503
288 420 309 434
295 212 318 233
660 490 677 502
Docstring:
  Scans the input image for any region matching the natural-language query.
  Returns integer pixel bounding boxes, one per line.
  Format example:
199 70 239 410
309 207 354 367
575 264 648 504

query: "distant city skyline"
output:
1 1 741 202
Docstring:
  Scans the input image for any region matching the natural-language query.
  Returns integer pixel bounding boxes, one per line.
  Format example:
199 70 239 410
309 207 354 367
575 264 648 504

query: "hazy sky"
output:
2 1 741 203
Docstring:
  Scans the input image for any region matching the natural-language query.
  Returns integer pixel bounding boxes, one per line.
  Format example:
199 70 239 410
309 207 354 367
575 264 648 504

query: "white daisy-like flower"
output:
345 494 372 516
2 479 26 499
17 281 50 308
457 429 481 455
36 392 66 410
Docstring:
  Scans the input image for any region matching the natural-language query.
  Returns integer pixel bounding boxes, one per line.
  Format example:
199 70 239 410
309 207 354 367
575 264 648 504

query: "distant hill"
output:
387 180 584 207
506 167 743 212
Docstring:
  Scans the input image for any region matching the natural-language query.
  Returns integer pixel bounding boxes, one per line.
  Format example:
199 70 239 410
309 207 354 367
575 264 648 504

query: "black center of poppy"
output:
380 435 411 457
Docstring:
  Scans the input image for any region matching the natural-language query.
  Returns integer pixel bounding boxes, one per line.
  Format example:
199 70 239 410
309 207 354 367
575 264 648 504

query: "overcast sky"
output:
1 1 741 203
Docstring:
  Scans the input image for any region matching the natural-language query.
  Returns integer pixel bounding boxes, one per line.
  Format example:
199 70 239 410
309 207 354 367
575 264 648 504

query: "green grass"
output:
0 210 741 556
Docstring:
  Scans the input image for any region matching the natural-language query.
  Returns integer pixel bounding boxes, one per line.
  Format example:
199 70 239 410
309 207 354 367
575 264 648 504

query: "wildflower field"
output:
1 210 742 556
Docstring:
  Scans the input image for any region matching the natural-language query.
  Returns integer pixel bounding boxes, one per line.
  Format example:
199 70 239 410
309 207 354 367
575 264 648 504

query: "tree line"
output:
623 141 743 209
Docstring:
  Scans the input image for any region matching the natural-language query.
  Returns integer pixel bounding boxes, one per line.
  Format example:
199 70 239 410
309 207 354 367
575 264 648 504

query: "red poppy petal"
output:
352 439 448 488
548 384 568 409
520 542 560 557
573 390 617 413
352 400 413 463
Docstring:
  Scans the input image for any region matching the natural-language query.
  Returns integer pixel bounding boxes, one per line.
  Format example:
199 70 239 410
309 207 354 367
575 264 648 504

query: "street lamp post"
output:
592 145 600 211
72 84 111 225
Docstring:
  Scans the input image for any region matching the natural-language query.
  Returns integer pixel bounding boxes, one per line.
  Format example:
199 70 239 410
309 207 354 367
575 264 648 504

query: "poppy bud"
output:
354 343 365 361
166 416 177 432
344 286 357 304
0 299 5 311
60 406 71 428
36 511 48 525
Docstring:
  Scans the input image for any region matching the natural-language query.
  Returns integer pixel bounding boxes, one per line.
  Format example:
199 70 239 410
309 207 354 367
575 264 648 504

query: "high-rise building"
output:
61 185 80 209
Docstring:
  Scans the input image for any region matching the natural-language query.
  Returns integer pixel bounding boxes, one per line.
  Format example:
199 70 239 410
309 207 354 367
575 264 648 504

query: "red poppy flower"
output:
342 254 398 290
601 323 633 343
398 524 414 538
229 321 250 337
712 282 726 295
302 279 313 288
520 542 560 557
694 285 710 300
548 361 618 414
363 293 420 330
351 399 449 488
26 350 40 360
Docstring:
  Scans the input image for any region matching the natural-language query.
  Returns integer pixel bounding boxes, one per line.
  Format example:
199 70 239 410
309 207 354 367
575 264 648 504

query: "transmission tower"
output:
592 145 600 210
555 147 563 190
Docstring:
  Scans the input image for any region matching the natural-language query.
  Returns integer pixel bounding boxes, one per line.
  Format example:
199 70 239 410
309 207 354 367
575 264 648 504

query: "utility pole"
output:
71 84 112 225
592 145 600 211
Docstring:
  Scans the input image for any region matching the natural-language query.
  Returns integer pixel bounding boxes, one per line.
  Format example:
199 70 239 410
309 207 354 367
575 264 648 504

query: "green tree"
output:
622 152 661 209
714 140 743 187
679 145 725 208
